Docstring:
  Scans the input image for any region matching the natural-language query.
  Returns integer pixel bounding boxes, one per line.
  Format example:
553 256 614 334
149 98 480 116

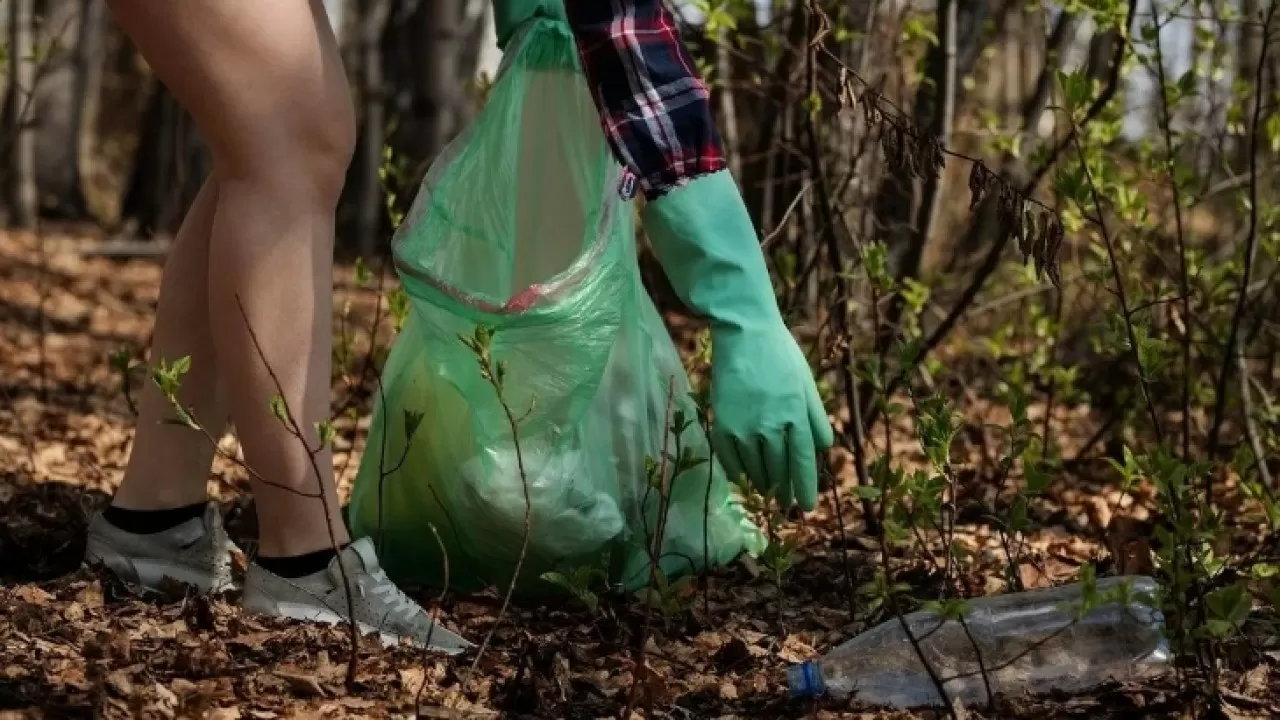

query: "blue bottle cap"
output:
786 660 825 698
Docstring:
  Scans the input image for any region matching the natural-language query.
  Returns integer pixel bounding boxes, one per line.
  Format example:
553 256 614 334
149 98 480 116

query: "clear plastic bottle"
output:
787 575 1170 709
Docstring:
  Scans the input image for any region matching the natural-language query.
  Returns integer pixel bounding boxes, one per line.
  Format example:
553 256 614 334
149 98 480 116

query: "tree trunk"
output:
6 0 39 228
30 0 95 219
0 4 11 106
872 0 960 353
382 0 485 205
458 0 490 88
744 0 806 237
338 0 487 256
873 0 989 279
473 0 502 82
355 0 392 258
75 0 106 214
1237 0 1263 173
716 26 740 179
119 79 210 237
417 0 465 161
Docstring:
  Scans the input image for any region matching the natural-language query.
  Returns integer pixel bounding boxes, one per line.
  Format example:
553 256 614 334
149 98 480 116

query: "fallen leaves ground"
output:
2 227 1277 719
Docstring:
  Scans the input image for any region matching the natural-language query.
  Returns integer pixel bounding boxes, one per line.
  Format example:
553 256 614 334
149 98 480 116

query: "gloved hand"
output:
642 171 835 511
493 0 565 50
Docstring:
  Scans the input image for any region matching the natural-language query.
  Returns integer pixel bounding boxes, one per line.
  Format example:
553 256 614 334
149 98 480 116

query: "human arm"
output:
561 0 725 199
495 0 835 510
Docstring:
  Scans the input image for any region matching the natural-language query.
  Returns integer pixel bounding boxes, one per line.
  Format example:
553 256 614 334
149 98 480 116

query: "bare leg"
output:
107 0 355 557
113 178 226 510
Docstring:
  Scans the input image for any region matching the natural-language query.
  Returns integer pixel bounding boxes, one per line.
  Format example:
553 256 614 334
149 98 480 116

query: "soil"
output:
2 227 1277 719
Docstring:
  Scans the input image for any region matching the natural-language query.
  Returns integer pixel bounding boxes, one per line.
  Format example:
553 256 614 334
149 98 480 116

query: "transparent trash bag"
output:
347 18 763 596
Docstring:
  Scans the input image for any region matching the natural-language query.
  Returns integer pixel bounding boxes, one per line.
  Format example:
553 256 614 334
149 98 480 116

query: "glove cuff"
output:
641 170 783 330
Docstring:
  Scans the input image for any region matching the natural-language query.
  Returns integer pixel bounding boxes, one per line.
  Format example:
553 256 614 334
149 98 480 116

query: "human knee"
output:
214 91 356 205
299 100 357 203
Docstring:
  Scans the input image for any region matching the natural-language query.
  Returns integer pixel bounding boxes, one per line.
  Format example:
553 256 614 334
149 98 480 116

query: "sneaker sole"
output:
262 601 472 655
85 546 233 595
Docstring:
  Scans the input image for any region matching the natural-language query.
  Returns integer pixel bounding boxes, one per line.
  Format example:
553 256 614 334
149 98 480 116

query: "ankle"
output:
110 483 209 513
255 543 351 578
102 502 208 534
255 530 351 559
253 501 350 558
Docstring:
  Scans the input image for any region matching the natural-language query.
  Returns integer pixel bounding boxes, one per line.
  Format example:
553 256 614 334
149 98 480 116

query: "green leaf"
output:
269 395 291 425
108 347 135 373
1025 463 1051 495
1174 69 1197 100
1009 496 1029 531
353 256 373 287
542 571 570 588
386 285 410 333
1205 584 1252 635
805 90 822 117
315 420 336 448
923 598 970 621
1058 69 1093 112
901 16 939 45
542 564 604 613
1204 618 1234 637
852 485 883 500
635 587 663 610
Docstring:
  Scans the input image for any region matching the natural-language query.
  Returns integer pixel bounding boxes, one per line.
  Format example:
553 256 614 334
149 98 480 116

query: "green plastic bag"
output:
348 17 763 597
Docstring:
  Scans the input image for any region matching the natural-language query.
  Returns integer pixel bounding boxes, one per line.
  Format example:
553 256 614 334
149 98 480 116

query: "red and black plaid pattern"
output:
564 0 727 200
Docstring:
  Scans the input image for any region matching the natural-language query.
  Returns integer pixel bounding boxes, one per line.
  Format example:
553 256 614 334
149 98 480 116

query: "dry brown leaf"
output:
1107 516 1156 576
1085 496 1112 530
694 631 727 652
777 634 816 664
62 602 85 623
1018 556 1078 590
14 586 52 605
226 632 274 650
399 666 427 694
153 683 179 714
74 582 104 608
1240 664 1271 697
105 669 135 698
168 678 198 697
273 671 325 698
1 227 1276 720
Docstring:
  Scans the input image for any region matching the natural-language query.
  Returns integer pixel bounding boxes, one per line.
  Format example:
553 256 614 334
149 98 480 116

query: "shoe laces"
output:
360 568 422 622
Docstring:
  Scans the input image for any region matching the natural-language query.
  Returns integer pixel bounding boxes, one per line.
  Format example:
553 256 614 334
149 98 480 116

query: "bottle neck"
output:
786 660 826 698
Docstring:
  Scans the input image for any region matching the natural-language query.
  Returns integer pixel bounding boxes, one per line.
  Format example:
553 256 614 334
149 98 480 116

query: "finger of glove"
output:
732 435 772 505
806 381 836 449
712 428 748 490
760 433 793 510
787 423 819 511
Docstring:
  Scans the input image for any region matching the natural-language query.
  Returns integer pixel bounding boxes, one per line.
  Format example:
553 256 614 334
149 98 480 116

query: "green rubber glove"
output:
642 171 835 511
493 0 565 50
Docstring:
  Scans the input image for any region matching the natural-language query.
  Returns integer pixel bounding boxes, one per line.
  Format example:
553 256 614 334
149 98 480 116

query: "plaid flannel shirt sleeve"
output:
563 0 727 200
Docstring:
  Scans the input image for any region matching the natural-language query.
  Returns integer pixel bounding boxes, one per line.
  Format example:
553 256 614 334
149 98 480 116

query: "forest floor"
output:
1 227 1277 719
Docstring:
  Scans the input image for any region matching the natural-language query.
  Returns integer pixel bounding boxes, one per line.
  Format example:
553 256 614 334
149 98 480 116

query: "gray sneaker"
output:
84 502 236 594
242 537 472 655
